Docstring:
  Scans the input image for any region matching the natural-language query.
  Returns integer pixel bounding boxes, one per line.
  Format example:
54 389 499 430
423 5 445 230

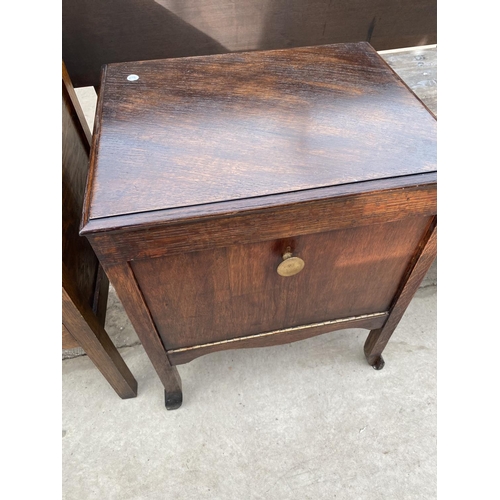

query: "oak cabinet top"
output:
84 42 436 227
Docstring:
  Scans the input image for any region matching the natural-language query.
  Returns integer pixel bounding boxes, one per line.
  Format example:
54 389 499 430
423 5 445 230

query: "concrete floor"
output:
63 285 436 500
63 46 437 499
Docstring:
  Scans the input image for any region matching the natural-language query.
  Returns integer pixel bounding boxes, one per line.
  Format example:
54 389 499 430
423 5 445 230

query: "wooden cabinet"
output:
81 42 436 409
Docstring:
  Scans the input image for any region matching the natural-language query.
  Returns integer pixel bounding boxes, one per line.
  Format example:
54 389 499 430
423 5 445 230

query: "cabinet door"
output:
131 215 432 349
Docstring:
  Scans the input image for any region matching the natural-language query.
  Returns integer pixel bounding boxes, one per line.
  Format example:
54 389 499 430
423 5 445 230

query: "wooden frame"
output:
62 62 137 399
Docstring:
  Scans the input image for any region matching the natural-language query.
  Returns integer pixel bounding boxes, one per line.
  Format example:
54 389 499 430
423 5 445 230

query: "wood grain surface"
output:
131 215 432 349
84 178 436 265
86 43 436 221
74 46 438 138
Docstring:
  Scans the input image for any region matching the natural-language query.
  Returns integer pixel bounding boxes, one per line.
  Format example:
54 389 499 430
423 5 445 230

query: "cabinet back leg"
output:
364 219 437 369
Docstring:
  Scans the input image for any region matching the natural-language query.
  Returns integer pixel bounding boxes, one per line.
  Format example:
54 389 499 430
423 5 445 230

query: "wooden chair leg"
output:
364 219 437 369
62 288 138 399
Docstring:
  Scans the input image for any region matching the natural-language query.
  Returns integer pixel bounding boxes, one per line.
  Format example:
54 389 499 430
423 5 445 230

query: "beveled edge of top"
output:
80 172 437 236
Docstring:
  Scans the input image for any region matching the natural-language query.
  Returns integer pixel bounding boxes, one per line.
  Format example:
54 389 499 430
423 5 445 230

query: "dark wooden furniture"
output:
81 42 436 409
63 0 436 88
62 62 137 399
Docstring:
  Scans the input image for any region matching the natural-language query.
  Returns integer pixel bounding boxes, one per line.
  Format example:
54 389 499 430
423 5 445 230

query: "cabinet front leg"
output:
165 390 182 410
102 262 184 410
164 366 183 410
364 218 437 370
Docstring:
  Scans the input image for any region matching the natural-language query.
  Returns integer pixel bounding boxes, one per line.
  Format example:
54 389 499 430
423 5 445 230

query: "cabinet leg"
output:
373 356 385 370
163 364 183 410
364 328 388 369
103 263 184 409
165 388 183 410
364 219 436 371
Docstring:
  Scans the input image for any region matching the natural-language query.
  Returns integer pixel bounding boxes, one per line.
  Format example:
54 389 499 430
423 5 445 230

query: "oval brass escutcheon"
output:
277 256 305 277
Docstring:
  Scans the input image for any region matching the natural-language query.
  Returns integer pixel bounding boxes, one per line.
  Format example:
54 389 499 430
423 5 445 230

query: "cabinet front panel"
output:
131 215 432 349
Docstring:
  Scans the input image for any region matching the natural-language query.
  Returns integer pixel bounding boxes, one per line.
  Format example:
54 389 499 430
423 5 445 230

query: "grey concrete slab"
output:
380 45 437 116
63 285 436 500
